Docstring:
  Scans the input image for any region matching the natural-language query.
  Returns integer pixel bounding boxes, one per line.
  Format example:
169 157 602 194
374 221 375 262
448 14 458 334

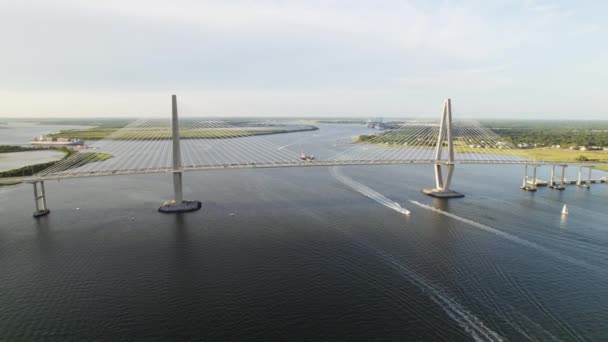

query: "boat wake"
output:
409 200 599 273
330 167 410 216
300 206 503 342
365 241 505 342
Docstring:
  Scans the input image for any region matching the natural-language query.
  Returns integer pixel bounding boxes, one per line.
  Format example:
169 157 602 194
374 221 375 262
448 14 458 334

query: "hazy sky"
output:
1 0 606 118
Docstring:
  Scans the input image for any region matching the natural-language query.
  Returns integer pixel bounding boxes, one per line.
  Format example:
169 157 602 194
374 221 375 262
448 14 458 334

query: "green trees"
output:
490 128 608 148
358 135 373 142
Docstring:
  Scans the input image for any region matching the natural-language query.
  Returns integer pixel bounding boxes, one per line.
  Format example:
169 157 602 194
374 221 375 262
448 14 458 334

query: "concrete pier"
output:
520 164 605 192
159 95 202 213
422 99 464 198
521 163 538 191
577 165 592 189
32 181 50 217
548 164 566 190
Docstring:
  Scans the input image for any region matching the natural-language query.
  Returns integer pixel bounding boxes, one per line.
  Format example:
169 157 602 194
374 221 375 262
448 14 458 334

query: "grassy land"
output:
0 150 113 179
514 148 608 171
456 146 608 167
432 142 608 162
356 134 608 172
47 128 119 140
513 148 608 162
46 152 113 173
0 145 50 153
47 126 318 140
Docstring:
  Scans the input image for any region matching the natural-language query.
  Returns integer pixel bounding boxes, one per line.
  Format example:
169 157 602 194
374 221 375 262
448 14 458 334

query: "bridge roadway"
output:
2 159 607 185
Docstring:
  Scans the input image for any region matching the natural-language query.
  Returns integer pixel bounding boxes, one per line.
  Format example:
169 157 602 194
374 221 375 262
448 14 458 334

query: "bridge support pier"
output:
422 163 463 198
521 163 538 191
421 98 463 198
159 94 202 213
32 181 50 217
549 164 566 190
577 165 592 189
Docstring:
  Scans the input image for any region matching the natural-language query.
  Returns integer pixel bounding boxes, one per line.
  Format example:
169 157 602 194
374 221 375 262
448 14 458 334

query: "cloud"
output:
0 0 606 117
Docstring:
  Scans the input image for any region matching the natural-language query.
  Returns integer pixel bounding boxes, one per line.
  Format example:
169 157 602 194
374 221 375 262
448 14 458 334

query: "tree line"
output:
491 128 608 147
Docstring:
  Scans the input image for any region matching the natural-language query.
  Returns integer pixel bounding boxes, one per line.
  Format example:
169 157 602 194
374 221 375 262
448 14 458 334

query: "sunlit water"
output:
0 151 66 172
0 123 93 145
1 124 608 341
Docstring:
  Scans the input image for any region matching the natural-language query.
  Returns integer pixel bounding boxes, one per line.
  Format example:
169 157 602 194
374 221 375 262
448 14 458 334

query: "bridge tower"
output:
421 98 464 198
158 95 202 213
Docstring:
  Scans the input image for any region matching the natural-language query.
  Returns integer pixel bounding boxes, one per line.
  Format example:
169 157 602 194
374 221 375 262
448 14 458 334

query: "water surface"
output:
1 124 608 341
0 123 93 145
0 150 65 172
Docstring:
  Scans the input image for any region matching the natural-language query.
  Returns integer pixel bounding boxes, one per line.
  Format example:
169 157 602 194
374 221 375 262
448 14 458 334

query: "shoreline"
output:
0 148 73 180
0 149 112 184
354 137 608 171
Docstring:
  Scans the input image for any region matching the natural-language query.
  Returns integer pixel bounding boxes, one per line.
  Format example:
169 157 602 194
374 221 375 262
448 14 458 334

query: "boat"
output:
562 204 568 215
394 204 411 216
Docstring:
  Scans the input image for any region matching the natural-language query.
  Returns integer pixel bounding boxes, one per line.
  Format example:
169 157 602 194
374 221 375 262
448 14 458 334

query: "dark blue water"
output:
2 125 608 341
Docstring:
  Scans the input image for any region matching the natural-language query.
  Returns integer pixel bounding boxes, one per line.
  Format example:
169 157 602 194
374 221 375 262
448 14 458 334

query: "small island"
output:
44 120 319 141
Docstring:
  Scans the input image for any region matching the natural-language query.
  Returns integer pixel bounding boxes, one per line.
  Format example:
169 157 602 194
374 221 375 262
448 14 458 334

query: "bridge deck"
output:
2 159 607 184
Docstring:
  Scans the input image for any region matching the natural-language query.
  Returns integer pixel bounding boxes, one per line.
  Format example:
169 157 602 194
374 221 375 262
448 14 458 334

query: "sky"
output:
0 0 606 118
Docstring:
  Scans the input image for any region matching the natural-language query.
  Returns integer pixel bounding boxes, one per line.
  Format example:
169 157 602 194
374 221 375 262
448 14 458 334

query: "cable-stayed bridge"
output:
2 96 607 216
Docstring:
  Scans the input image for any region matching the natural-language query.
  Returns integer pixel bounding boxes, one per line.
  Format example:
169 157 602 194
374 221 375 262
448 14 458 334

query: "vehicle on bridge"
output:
300 151 315 161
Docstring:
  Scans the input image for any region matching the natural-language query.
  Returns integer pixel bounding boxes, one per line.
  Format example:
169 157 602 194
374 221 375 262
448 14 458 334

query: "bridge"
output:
2 96 607 216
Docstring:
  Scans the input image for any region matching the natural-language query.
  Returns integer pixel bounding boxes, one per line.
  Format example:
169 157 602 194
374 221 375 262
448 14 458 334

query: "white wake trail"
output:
330 167 410 216
410 200 600 273
339 225 504 342
314 170 504 340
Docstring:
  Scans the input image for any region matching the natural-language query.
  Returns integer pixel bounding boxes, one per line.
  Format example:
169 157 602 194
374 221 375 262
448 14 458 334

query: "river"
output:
1 124 608 341
0 122 92 145
0 151 66 172
0 122 92 175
